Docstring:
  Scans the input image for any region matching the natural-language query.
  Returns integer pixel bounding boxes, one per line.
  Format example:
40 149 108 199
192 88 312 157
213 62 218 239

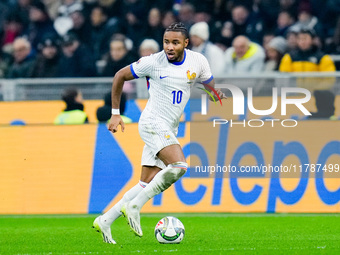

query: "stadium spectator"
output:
144 0 173 13
289 2 324 40
101 34 137 77
96 91 132 123
0 48 13 78
7 37 35 78
97 0 124 19
25 0 56 51
217 4 265 48
262 32 275 51
68 9 92 46
28 33 60 77
224 35 265 74
275 11 295 37
121 0 147 46
10 0 32 32
257 0 281 31
325 17 340 70
0 0 10 32
320 0 340 39
279 0 299 17
279 29 336 89
285 27 299 51
89 4 120 61
325 17 340 54
139 38 159 57
58 32 97 77
162 10 177 30
1 12 24 49
280 29 336 72
42 0 61 20
264 36 287 71
136 38 159 98
189 22 225 77
144 8 163 47
54 87 88 124
58 0 82 17
178 3 195 29
308 90 336 120
186 0 215 16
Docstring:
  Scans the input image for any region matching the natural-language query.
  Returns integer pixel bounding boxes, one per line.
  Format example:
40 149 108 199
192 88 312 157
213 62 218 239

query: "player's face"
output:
163 31 189 62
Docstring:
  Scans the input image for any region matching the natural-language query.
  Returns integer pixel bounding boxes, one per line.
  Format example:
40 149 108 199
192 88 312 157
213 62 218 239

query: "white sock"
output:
130 162 187 210
101 180 147 225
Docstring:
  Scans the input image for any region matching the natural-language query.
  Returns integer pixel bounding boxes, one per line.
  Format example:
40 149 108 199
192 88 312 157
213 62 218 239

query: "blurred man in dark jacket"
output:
101 34 136 77
90 4 120 61
58 32 97 77
29 33 60 77
25 0 57 51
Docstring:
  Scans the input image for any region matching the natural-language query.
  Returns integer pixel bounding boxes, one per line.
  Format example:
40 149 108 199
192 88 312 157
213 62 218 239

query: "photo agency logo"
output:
200 84 312 127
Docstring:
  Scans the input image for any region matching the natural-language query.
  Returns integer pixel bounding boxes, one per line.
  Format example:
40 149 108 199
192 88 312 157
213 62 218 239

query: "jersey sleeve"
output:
130 55 154 79
198 54 214 84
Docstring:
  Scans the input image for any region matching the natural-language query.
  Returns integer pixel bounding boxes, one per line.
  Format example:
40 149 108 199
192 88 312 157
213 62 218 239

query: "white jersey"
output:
130 49 213 130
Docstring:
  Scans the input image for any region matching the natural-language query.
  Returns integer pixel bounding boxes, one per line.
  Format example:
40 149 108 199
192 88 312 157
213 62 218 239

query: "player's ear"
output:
184 38 189 47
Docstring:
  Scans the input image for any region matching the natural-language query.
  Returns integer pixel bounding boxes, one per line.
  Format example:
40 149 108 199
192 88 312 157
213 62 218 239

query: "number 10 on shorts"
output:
172 90 183 104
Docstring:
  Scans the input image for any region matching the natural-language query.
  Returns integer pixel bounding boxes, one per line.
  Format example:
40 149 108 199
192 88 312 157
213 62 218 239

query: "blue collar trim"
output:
168 50 186 65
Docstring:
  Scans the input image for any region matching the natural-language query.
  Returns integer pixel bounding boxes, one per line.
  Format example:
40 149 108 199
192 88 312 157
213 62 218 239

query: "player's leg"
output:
122 144 187 236
100 164 161 225
140 165 162 183
93 179 147 244
93 166 160 243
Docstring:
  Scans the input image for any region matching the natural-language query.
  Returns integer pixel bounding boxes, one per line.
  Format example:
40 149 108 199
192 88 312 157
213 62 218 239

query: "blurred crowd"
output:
1 0 340 80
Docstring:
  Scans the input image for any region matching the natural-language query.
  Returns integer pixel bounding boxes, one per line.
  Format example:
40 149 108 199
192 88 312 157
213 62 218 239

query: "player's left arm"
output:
202 78 227 101
199 54 226 101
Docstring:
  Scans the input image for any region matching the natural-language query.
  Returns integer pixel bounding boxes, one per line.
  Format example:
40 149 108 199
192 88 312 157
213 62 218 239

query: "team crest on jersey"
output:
186 70 196 84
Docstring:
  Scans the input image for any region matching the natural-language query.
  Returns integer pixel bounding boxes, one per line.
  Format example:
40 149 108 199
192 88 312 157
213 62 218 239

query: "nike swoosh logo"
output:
160 76 168 79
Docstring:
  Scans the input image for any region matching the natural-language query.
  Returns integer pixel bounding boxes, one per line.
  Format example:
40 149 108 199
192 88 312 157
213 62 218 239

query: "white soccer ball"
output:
154 216 185 244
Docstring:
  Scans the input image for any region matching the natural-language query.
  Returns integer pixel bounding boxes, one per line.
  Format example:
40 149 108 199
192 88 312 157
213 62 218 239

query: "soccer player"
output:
93 22 225 244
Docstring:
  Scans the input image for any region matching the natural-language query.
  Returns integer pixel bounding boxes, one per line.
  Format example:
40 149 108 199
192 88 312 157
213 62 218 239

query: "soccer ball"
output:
154 216 185 244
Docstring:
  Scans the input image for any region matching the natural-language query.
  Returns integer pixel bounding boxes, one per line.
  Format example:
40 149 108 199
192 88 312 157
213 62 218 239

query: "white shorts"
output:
139 121 179 169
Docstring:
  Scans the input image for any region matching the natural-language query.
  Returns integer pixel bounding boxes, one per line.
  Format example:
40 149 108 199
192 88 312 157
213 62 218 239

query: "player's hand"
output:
108 115 125 133
210 89 227 101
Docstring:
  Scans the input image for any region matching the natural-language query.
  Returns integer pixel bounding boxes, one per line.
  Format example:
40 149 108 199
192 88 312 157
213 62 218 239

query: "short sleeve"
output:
199 54 213 84
130 55 154 79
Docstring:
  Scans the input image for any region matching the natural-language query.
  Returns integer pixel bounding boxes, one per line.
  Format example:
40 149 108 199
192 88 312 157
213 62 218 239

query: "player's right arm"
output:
108 65 135 133
108 56 153 133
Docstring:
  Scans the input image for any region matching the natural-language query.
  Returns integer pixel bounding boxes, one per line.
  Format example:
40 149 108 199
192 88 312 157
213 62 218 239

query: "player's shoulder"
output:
153 50 168 63
185 49 208 62
138 51 167 65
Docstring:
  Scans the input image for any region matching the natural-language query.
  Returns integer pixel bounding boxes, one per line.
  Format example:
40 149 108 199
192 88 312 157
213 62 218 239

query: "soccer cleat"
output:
121 202 143 237
92 216 116 244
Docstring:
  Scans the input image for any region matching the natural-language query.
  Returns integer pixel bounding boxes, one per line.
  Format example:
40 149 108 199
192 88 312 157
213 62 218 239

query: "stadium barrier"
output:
0 121 339 214
1 72 340 101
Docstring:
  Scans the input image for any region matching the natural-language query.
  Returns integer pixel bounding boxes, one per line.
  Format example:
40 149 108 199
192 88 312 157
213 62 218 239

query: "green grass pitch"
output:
0 213 339 254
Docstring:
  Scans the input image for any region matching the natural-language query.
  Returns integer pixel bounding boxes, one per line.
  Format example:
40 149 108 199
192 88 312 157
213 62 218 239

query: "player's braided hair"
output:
165 22 189 39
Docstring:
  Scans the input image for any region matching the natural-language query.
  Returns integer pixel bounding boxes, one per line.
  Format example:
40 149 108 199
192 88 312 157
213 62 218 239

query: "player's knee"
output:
168 162 188 181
